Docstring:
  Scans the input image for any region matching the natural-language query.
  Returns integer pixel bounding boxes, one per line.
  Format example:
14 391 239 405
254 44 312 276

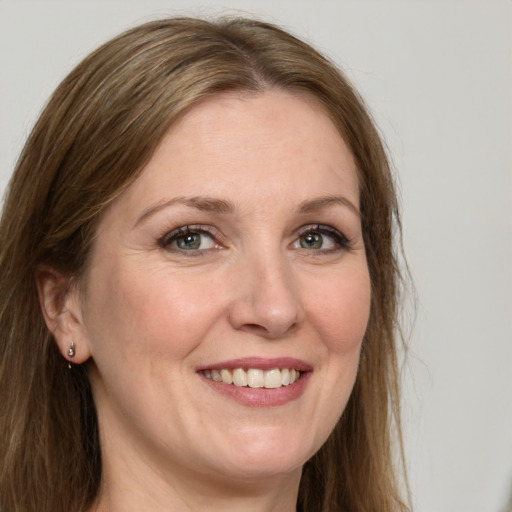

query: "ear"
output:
35 265 91 365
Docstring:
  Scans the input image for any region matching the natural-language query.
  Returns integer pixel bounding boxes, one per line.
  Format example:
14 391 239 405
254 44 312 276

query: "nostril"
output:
239 320 299 339
241 323 269 334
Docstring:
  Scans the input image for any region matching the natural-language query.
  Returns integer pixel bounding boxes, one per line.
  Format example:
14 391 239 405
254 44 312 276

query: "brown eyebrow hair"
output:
296 195 360 217
134 193 359 228
134 196 235 227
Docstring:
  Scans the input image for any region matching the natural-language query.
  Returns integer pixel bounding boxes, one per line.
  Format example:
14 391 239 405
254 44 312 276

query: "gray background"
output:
1 1 510 511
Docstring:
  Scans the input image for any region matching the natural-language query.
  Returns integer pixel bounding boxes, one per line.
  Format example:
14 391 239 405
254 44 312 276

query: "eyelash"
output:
158 224 351 254
294 224 352 253
158 225 220 253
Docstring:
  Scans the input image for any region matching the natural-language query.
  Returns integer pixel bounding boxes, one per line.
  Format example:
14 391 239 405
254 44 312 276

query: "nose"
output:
227 254 304 339
228 263 303 338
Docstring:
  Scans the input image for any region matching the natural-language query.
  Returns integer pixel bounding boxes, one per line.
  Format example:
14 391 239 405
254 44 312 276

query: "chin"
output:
214 427 318 480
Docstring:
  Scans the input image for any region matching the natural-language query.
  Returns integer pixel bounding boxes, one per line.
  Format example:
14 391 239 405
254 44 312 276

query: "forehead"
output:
167 89 352 161
104 89 360 224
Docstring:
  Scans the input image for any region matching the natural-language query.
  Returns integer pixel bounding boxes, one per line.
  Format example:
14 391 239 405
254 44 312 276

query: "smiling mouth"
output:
202 368 302 389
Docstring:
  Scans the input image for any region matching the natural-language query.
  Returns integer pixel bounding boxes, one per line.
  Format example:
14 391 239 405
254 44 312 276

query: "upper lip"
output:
198 357 312 372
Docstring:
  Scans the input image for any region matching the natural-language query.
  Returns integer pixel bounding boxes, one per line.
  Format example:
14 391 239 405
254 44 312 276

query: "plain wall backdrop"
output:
1 1 511 511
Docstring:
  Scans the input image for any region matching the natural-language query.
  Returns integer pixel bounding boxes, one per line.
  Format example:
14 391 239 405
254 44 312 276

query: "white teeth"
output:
264 368 282 389
204 367 302 388
211 369 222 382
221 369 233 385
232 368 248 387
247 369 264 388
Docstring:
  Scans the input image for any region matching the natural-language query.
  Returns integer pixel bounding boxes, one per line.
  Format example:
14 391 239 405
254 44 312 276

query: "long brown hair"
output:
0 17 409 512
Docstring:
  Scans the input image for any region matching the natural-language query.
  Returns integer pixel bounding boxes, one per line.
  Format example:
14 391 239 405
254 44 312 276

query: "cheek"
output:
83 261 224 364
300 266 371 454
307 267 371 355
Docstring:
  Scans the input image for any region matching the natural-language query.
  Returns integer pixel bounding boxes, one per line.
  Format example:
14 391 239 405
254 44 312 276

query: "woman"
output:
0 17 409 512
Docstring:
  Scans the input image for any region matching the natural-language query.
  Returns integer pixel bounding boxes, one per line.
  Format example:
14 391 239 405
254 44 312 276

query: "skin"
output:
39 89 371 512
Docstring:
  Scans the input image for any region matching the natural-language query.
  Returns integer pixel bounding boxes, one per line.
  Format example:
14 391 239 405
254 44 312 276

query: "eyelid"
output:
158 224 224 251
157 223 351 254
293 224 352 250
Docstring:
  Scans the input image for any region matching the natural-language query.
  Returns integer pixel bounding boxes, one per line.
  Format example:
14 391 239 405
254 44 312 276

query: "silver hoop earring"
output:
67 341 75 369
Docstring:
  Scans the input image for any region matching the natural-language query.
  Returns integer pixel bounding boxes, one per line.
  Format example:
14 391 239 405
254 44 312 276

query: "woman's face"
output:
76 90 371 486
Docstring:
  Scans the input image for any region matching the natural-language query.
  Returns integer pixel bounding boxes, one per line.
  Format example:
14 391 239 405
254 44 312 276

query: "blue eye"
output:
293 225 350 251
160 227 216 251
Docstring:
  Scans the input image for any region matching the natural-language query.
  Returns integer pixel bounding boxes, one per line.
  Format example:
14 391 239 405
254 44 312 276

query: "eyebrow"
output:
296 195 360 217
134 196 235 227
134 193 359 227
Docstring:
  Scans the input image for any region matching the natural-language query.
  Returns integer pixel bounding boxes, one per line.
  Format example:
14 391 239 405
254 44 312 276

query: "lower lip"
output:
200 372 311 407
